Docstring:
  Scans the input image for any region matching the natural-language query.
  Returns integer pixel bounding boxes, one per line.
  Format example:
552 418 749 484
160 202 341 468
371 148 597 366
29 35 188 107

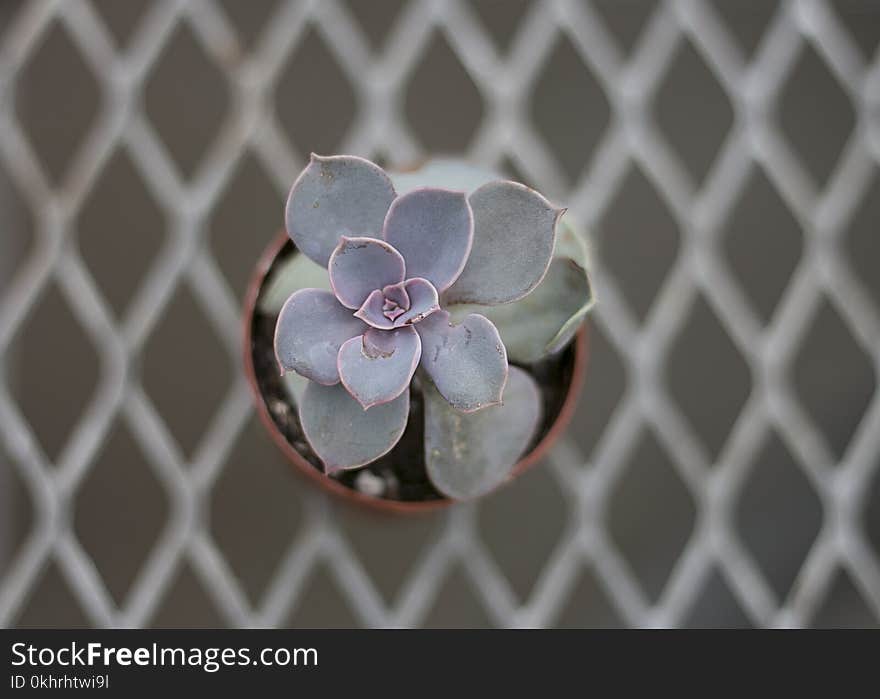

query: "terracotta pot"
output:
243 231 589 514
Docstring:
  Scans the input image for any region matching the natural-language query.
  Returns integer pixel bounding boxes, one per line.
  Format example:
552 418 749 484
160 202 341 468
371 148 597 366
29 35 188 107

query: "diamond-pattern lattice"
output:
1 0 879 628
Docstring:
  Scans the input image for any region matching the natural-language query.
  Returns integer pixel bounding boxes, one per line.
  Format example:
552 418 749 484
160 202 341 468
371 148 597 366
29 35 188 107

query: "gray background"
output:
0 0 879 628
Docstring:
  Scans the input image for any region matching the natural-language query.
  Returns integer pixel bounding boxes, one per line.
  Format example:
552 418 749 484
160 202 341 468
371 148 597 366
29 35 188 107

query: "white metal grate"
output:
0 0 879 628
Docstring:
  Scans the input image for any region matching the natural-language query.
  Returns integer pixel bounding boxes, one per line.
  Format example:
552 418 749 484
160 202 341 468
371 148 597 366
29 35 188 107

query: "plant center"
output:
382 298 406 322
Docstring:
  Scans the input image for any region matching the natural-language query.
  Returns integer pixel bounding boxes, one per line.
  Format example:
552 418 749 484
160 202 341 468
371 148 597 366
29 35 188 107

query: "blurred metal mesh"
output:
0 0 879 628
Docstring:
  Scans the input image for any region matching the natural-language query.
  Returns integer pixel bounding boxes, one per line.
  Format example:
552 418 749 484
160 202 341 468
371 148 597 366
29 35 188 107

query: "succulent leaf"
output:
450 258 592 363
423 366 542 500
391 159 500 195
383 281 410 310
415 310 507 413
553 214 590 269
355 277 440 329
445 181 561 306
328 236 406 309
299 381 410 472
354 289 395 329
258 251 331 315
383 188 473 292
393 278 439 326
542 218 595 355
274 288 367 384
281 369 309 405
338 327 421 409
286 154 396 267
448 218 594 363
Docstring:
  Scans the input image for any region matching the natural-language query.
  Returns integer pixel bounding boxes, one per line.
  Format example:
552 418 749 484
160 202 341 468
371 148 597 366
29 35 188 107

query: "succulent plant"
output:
271 154 594 500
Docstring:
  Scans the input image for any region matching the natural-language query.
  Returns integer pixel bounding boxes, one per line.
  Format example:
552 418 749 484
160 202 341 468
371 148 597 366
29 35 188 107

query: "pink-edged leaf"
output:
382 280 410 310
338 327 421 409
383 188 473 292
274 288 367 385
299 381 410 472
354 289 395 329
447 256 594 363
393 277 439 327
384 302 405 322
329 236 406 309
415 310 508 412
424 366 542 500
446 181 563 305
285 154 396 267
354 278 440 329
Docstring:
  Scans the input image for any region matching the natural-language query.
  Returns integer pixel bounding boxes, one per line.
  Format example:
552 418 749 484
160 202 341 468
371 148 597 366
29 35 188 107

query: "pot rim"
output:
242 230 589 514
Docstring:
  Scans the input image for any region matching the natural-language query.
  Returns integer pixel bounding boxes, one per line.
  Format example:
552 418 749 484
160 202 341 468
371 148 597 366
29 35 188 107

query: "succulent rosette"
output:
271 155 593 500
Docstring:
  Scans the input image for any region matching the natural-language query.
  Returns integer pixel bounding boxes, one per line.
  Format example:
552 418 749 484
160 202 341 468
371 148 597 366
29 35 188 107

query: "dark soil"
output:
250 241 577 503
